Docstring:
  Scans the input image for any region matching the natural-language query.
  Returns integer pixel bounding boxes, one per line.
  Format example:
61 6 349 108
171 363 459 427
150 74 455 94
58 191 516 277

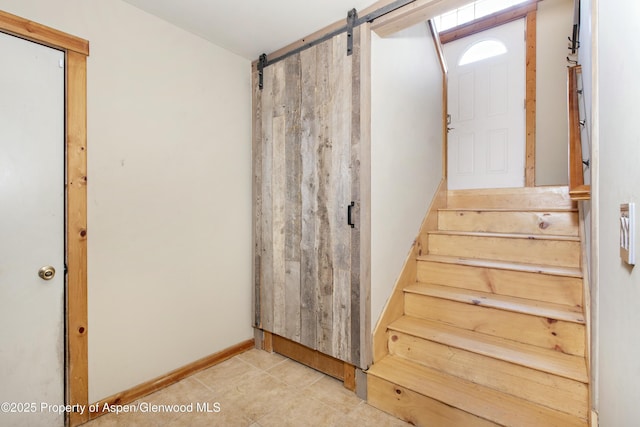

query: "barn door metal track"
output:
257 0 416 88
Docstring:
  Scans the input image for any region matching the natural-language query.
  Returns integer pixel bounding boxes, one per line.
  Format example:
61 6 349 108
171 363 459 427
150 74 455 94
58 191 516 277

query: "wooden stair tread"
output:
428 229 580 241
417 254 583 278
405 282 585 323
387 316 588 383
367 355 587 427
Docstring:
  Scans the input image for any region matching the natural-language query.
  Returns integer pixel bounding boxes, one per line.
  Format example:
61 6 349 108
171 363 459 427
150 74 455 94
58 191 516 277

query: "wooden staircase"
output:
367 186 589 427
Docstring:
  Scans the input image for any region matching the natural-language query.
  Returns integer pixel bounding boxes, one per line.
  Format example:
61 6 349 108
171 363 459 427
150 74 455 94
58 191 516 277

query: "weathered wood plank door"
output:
253 28 370 368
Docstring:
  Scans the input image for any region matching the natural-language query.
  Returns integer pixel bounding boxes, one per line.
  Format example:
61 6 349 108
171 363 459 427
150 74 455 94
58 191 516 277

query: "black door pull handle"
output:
347 201 355 228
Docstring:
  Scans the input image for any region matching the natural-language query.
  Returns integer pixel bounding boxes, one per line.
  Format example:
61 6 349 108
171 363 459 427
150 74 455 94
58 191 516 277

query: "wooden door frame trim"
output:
427 20 448 179
438 1 538 44
525 10 537 187
0 10 89 427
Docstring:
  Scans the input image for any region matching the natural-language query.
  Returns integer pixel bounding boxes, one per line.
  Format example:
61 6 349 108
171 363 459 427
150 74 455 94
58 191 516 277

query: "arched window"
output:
459 40 508 66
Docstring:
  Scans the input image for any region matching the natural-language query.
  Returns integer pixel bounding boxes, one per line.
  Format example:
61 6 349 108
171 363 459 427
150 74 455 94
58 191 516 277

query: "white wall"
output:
371 23 443 330
0 0 253 402
595 1 640 424
536 0 574 185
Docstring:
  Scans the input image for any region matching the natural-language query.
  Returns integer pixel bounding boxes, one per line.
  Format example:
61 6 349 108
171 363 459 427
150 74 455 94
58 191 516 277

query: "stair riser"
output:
447 187 575 210
367 375 499 427
387 331 589 418
438 210 578 236
428 234 581 268
416 261 583 307
405 293 586 356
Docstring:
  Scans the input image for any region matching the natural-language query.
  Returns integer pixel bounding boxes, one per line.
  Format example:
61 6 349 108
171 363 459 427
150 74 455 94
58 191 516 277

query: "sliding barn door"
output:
253 28 370 368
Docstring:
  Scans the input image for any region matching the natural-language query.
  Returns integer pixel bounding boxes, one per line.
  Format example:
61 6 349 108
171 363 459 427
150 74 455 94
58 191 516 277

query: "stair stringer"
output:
371 178 447 363
578 202 594 426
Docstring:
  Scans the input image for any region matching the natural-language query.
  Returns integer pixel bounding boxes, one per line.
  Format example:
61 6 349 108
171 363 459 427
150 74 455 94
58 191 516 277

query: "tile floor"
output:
84 349 412 426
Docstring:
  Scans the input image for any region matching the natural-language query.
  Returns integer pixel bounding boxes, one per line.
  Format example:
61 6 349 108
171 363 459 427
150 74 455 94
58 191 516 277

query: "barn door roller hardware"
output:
256 0 416 88
258 53 267 90
347 9 357 56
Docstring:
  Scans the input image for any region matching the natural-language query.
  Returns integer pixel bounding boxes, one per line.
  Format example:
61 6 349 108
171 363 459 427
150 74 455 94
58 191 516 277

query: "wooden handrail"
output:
568 65 591 200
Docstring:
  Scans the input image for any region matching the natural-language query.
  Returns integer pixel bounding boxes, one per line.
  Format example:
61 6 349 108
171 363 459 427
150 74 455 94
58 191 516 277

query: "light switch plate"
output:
620 203 635 265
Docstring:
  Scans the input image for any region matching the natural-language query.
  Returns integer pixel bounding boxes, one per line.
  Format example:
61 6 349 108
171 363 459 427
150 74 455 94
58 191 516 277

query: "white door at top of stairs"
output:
445 18 526 190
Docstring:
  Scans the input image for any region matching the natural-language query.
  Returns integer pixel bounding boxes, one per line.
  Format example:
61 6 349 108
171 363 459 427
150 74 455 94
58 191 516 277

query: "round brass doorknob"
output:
38 266 56 281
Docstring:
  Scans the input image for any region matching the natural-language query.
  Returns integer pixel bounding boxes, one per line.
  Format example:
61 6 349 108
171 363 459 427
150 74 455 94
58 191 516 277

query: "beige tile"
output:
237 348 287 371
216 371 299 422
256 391 345 427
166 407 252 427
305 375 362 415
144 377 215 406
266 358 324 388
341 402 413 427
82 353 411 427
193 357 262 394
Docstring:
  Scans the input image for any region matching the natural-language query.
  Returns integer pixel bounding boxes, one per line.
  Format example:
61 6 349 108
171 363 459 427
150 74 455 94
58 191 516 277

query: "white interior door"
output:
0 32 65 426
445 19 526 190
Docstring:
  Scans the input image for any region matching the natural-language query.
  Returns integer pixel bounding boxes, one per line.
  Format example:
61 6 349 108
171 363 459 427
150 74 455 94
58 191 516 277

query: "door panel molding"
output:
0 10 89 427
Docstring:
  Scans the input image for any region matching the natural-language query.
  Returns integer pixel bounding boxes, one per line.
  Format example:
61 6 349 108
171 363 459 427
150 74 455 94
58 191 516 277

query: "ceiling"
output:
121 0 379 60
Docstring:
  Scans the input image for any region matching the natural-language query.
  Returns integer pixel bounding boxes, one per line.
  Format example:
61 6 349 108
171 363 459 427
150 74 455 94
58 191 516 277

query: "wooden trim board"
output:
66 50 89 427
428 20 448 179
357 23 373 369
88 340 255 420
251 62 263 330
0 11 89 427
579 203 593 425
271 333 357 390
439 1 538 44
525 10 537 187
0 9 89 55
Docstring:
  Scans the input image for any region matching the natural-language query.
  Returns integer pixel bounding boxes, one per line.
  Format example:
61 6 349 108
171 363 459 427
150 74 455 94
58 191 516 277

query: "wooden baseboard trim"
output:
88 339 254 420
344 363 356 392
270 332 356 390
